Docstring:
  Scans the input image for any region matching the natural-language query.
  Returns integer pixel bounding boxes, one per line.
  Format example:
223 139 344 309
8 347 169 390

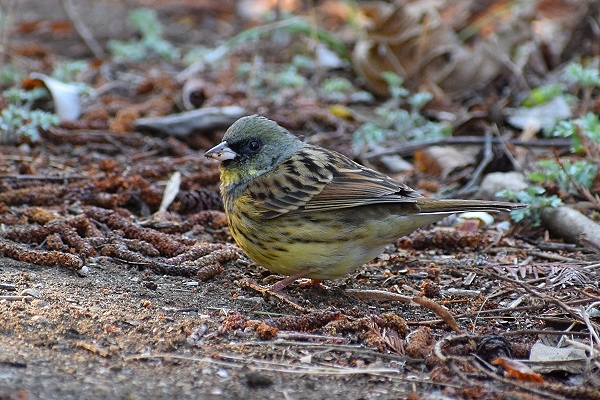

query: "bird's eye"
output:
248 140 260 152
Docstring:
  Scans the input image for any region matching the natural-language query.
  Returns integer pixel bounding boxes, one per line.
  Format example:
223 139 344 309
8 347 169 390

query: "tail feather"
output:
415 198 527 214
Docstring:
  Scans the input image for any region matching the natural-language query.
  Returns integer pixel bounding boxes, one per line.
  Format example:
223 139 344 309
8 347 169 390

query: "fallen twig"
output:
364 137 573 159
74 341 111 358
60 0 106 59
345 288 411 303
125 353 403 377
542 206 600 248
346 289 460 332
134 106 247 137
0 295 33 302
454 130 493 195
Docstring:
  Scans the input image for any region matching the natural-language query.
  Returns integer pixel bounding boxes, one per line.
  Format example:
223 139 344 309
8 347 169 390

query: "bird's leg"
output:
240 268 318 312
269 267 313 292
239 268 316 312
298 279 327 289
240 278 312 313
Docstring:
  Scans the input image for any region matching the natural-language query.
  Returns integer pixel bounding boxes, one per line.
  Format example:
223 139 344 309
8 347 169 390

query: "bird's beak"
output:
204 141 238 162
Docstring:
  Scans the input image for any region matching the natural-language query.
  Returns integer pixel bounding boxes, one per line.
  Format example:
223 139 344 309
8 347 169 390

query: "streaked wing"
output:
302 148 422 212
245 145 421 218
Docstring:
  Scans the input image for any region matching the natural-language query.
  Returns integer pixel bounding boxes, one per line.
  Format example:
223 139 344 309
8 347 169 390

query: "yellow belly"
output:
227 205 443 280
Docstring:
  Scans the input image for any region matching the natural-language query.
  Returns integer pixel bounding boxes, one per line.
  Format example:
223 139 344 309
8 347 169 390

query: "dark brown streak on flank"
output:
229 224 262 248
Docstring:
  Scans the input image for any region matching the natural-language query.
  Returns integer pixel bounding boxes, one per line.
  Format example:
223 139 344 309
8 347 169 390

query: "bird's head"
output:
205 115 303 187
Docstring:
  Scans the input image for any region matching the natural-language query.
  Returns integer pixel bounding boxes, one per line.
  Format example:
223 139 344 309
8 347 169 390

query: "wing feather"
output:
244 145 421 218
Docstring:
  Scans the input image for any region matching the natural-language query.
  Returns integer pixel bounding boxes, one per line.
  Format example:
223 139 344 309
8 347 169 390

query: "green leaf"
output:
497 187 562 226
521 84 564 106
381 72 408 99
528 171 546 183
271 67 306 88
564 62 600 87
321 77 353 93
578 112 600 142
408 92 433 112
108 8 178 61
129 8 163 39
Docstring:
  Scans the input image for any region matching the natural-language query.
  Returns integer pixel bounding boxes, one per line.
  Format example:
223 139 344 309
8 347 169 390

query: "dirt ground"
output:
0 241 546 400
2 222 594 400
0 254 435 400
1 257 409 400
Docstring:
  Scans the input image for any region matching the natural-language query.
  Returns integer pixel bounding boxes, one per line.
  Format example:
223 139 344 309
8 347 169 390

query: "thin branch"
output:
0 0 17 64
364 137 573 159
126 353 403 377
491 123 522 171
60 0 106 59
454 130 493 195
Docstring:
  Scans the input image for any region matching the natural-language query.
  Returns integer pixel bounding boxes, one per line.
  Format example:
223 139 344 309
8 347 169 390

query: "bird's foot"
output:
266 268 313 293
297 279 329 290
239 278 312 313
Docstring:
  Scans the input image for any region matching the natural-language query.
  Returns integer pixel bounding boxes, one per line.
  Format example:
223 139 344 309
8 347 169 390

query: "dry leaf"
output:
352 1 535 99
492 357 545 382
414 146 475 178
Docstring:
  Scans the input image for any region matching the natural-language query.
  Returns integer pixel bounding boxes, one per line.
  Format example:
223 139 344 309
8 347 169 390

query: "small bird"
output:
205 115 525 290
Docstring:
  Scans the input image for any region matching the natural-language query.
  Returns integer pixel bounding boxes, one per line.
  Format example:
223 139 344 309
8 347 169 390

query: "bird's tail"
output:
415 198 527 215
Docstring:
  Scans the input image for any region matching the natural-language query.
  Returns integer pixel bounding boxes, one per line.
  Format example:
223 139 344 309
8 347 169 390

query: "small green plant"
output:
46 61 94 99
2 87 46 105
498 187 562 226
551 112 600 153
352 72 449 152
235 61 307 95
382 71 409 100
523 62 600 140
321 76 352 93
0 88 60 143
564 62 600 112
319 76 374 103
183 17 348 73
291 54 314 71
498 61 600 226
0 64 23 87
51 60 88 82
498 157 596 225
269 65 307 88
529 159 598 195
521 83 564 107
529 63 600 156
108 8 179 61
564 62 600 88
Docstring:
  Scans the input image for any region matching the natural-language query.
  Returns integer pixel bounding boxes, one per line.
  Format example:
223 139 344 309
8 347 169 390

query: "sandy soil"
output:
1 254 442 400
